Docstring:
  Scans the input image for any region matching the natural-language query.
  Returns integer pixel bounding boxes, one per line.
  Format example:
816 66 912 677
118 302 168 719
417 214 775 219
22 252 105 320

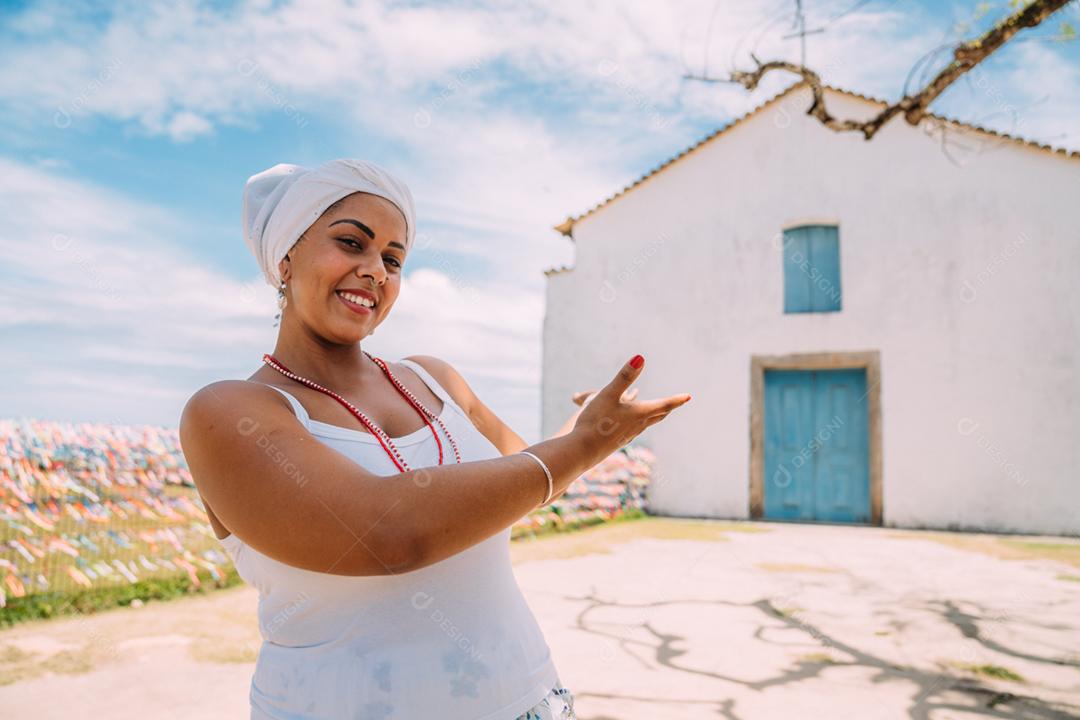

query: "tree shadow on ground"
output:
567 592 1080 720
937 600 1080 669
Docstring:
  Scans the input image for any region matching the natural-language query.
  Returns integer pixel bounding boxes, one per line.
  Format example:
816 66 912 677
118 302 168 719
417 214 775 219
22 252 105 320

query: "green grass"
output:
889 532 1080 569
773 606 804 618
998 539 1080 567
797 652 839 664
952 662 1026 683
510 505 649 542
0 566 242 628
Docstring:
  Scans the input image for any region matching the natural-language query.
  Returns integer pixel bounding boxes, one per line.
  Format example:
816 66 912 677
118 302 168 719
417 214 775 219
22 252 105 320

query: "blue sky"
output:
1 0 1077 442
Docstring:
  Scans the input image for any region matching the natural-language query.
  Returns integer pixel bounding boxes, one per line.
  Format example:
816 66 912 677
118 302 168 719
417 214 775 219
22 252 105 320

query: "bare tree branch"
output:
685 0 1074 140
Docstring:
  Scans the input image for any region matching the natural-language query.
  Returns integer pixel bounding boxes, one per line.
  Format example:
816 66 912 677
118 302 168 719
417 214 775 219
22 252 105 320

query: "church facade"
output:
542 84 1079 536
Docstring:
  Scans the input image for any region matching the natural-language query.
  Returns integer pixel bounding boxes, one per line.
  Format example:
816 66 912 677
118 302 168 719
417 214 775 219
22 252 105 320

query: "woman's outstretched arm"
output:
180 379 591 578
180 356 688 577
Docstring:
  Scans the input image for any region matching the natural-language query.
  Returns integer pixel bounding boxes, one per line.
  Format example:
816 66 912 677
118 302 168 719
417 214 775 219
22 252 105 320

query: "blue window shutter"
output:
808 225 842 312
783 228 812 312
783 225 841 313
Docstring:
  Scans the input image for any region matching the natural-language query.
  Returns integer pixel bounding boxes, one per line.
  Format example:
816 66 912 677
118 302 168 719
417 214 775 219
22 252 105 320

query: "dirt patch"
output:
190 636 260 664
510 516 765 564
887 532 1080 568
0 644 42 687
38 648 97 676
755 562 843 574
0 639 108 686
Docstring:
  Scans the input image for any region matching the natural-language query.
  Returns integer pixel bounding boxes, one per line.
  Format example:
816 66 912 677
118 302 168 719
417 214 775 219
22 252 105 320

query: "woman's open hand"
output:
569 355 691 467
573 387 638 407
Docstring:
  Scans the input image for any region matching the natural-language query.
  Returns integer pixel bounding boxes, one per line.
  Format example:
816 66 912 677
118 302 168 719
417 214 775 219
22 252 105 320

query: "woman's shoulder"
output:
180 379 294 436
185 377 287 405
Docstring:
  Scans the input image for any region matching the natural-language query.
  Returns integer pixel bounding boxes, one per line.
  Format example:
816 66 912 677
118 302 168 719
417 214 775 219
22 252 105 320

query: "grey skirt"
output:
514 677 576 719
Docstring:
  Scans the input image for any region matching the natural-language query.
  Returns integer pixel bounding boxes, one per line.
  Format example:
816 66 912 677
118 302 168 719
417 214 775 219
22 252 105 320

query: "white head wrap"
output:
242 158 416 287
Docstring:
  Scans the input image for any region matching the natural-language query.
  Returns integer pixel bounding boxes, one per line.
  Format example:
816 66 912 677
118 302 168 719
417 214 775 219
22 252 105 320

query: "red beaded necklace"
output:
261 350 462 473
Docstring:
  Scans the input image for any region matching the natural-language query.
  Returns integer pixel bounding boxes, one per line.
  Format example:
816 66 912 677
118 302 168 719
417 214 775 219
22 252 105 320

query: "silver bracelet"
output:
518 451 554 506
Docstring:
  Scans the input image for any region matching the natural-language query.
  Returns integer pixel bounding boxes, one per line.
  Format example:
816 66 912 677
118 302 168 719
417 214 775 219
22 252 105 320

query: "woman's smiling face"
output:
277 191 408 344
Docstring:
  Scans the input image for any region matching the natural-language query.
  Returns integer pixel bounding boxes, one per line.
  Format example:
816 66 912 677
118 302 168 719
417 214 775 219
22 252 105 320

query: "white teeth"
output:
339 292 374 308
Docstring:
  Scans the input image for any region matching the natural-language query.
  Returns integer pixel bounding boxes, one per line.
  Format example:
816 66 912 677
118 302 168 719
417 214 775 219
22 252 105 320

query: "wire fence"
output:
1 419 227 609
2 417 656 613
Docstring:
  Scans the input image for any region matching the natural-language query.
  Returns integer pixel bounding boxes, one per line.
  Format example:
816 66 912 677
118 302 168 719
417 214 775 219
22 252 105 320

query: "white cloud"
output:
165 110 214 142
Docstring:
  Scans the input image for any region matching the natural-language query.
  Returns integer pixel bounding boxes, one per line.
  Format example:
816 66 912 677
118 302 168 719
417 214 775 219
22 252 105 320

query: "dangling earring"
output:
274 279 287 327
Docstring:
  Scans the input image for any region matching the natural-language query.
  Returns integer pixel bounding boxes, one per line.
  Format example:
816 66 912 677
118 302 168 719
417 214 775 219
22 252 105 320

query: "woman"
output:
179 158 691 719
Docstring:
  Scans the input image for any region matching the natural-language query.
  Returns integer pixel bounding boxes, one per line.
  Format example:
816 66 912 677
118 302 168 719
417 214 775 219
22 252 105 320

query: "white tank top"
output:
218 359 559 719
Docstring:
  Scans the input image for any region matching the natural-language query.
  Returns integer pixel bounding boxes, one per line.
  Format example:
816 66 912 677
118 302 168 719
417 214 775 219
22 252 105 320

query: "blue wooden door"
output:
763 369 870 523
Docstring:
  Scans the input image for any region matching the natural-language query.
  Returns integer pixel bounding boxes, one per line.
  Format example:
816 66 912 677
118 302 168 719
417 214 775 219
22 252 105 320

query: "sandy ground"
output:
1 517 1078 719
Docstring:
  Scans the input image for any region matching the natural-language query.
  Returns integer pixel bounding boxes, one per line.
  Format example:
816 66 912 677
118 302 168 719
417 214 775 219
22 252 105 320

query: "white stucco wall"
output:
542 86 1080 536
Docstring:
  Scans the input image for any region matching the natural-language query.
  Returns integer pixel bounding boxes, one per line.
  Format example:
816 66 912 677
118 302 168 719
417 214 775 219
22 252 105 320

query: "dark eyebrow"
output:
329 218 407 252
329 218 375 239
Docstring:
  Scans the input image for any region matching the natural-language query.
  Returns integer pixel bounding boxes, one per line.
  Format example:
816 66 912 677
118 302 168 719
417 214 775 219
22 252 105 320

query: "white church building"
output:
542 83 1079 536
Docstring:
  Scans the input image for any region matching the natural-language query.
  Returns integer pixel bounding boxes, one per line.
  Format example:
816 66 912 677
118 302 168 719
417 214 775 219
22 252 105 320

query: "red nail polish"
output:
630 355 644 369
